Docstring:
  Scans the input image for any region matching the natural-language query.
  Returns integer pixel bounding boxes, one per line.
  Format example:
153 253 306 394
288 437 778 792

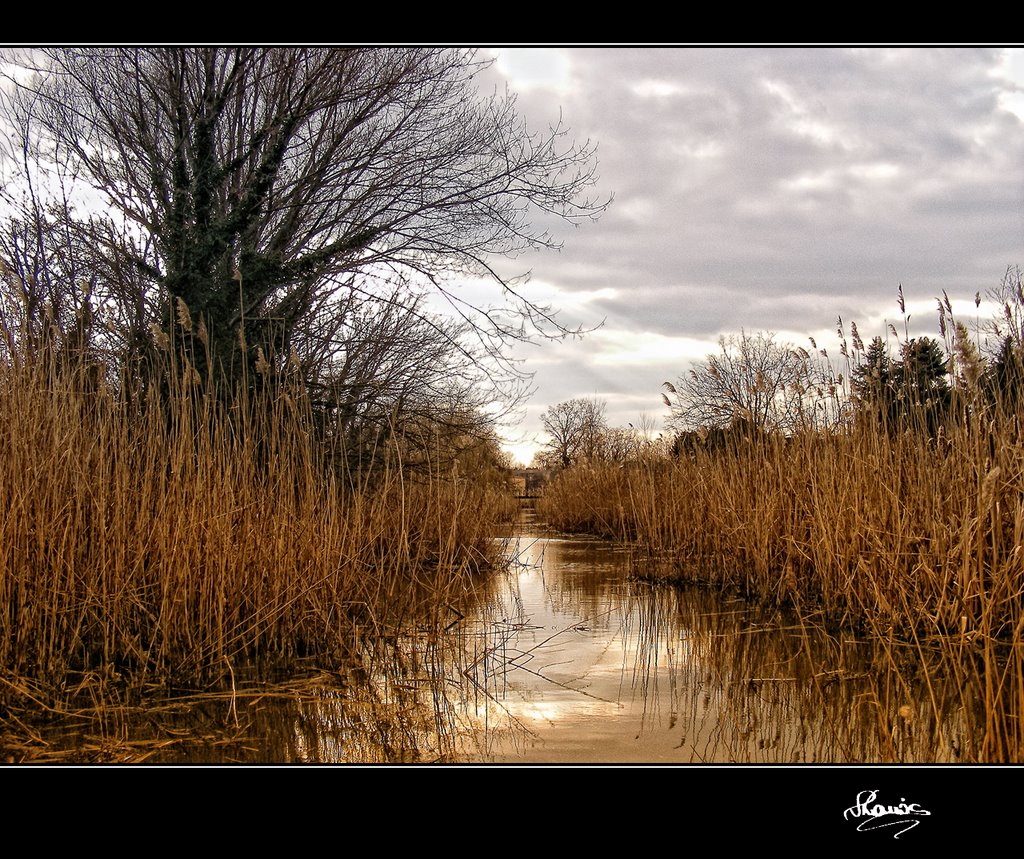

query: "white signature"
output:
843 789 931 839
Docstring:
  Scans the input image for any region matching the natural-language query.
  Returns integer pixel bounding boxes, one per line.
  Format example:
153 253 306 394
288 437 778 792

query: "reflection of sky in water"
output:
460 530 704 761
457 518 970 764
107 515 979 763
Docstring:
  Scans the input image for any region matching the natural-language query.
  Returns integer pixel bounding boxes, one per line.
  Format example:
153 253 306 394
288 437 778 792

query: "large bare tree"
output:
0 48 606 397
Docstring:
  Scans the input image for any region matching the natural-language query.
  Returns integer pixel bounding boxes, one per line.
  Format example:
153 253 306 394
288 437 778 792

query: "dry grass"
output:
0 348 516 728
539 412 1024 761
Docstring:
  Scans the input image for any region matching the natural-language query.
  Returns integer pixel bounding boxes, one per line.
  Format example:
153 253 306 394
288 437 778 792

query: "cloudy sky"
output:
468 47 1024 465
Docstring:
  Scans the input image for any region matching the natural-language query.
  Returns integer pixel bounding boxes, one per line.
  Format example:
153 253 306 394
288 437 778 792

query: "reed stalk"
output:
0 343 515 714
539 404 1024 761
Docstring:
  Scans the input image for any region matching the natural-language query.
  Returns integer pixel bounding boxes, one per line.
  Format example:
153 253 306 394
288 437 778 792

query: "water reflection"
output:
13 509 986 763
619 585 970 763
451 513 975 763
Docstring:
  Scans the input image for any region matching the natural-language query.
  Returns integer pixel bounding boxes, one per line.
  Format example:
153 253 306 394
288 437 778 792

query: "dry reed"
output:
0 345 515 727
538 408 1024 761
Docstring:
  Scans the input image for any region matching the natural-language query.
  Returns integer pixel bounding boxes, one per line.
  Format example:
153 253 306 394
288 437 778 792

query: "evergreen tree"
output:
984 336 1024 414
852 335 950 433
851 336 895 425
893 337 951 434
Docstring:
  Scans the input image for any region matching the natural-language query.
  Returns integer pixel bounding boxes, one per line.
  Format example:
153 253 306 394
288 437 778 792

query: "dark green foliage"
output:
897 336 952 430
851 336 893 417
852 335 951 434
983 336 1024 415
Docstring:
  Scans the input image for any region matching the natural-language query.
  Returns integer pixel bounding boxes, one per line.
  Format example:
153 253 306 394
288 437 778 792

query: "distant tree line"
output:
541 268 1024 465
664 271 1024 452
533 396 667 469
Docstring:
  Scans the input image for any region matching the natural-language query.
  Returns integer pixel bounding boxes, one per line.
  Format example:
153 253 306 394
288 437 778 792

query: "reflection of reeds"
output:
4 603 517 763
539 415 1024 761
622 582 972 762
0 350 514 761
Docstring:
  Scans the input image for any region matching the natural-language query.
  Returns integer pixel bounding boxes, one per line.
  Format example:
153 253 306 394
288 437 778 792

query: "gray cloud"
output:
480 47 1024 461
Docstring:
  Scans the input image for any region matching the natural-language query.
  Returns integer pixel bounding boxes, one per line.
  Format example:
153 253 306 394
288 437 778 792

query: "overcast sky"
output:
470 47 1024 465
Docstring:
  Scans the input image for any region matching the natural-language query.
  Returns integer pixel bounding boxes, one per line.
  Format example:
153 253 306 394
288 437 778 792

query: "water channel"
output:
20 508 978 764
452 509 969 764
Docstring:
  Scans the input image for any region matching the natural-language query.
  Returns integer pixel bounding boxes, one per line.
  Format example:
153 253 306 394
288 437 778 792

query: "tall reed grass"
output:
538 412 1024 761
0 345 515 715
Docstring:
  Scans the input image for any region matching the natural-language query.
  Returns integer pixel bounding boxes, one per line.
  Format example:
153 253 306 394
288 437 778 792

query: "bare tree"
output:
665 331 829 434
539 397 606 468
599 426 642 464
984 264 1024 352
306 285 519 474
0 48 606 396
598 414 667 464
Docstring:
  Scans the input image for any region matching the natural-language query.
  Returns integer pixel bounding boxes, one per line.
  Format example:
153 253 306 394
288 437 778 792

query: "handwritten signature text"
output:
843 789 931 839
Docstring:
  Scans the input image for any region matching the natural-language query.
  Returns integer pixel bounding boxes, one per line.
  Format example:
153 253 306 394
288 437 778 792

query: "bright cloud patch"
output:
631 79 686 98
669 139 724 160
762 78 846 148
782 162 901 194
616 197 657 224
588 329 715 368
849 162 901 182
994 47 1024 122
492 48 573 94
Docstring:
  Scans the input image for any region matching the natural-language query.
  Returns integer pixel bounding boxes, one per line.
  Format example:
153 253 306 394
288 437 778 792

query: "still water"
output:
19 509 976 763
452 510 968 763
